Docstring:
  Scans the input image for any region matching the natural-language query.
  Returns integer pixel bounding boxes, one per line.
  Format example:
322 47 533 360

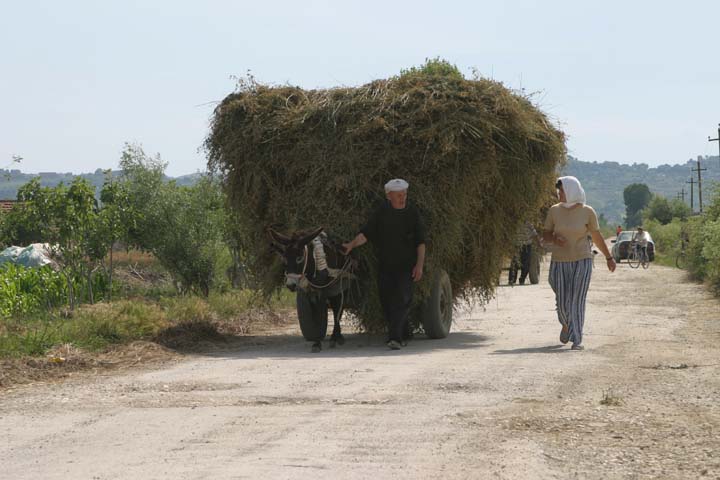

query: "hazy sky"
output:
2 1 719 176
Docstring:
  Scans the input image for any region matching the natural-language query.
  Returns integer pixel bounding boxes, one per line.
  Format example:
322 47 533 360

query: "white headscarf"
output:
558 176 586 208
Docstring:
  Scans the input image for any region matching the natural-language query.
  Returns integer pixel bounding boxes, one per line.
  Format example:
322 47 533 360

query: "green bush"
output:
120 147 231 296
0 265 67 317
700 219 720 292
643 218 682 265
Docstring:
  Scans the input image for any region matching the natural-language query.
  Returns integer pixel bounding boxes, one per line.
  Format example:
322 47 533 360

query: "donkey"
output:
268 227 356 353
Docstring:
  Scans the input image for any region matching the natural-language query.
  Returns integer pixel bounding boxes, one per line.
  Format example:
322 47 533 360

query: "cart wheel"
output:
529 247 540 285
421 269 452 339
296 290 328 341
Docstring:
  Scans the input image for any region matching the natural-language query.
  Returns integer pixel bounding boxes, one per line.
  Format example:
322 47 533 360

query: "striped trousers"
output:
548 258 593 346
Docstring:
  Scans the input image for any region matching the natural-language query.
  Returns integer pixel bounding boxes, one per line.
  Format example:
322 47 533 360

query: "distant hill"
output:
0 169 203 200
562 155 720 224
3 156 719 225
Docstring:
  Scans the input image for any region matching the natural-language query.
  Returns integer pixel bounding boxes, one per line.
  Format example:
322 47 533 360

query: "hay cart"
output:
206 60 566 338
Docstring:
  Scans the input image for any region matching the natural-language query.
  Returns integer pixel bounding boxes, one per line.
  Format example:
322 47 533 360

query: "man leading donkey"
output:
344 179 426 350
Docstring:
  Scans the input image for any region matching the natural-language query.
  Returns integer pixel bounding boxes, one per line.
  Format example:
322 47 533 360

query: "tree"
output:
623 183 652 227
669 198 692 221
117 144 230 296
118 143 166 250
48 178 106 307
644 195 673 225
1 178 52 246
98 171 135 301
138 176 229 296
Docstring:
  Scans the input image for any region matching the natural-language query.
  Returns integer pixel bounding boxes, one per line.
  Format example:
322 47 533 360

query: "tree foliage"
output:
116 144 230 296
623 183 652 227
1 143 236 310
643 195 673 225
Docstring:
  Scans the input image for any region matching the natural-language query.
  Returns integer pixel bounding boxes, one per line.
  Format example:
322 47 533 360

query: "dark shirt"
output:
360 201 426 272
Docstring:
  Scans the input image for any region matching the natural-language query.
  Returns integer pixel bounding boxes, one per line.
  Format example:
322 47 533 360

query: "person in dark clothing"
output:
343 178 426 350
508 221 538 285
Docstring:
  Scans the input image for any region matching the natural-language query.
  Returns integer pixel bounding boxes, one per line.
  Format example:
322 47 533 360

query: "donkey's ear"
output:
267 227 291 246
297 226 324 246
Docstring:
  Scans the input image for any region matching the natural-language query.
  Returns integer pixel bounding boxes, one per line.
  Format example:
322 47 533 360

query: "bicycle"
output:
627 242 649 269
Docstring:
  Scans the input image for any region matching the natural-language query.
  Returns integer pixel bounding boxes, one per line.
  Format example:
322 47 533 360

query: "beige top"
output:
544 204 600 262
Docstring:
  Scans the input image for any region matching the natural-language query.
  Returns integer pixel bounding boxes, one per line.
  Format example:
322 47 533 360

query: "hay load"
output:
206 60 566 330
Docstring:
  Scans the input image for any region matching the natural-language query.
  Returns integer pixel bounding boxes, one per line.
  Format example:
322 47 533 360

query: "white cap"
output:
384 178 409 192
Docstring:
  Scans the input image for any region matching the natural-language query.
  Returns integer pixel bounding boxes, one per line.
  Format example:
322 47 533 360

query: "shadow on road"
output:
184 331 491 360
491 344 567 355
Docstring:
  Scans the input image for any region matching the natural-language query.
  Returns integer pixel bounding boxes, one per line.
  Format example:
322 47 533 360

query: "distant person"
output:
632 227 650 257
509 221 538 286
542 176 616 351
616 225 623 237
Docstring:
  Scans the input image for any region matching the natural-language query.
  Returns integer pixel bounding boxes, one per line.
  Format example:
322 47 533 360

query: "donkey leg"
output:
329 295 345 346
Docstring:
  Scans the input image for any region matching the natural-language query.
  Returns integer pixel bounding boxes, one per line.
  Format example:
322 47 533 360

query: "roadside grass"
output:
0 289 296 360
0 248 298 387
652 253 676 268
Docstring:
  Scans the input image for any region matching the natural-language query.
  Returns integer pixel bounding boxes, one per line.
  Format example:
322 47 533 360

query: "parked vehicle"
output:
611 230 655 263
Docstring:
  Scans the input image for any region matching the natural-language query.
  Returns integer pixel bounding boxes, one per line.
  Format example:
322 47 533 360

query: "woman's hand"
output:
606 257 616 272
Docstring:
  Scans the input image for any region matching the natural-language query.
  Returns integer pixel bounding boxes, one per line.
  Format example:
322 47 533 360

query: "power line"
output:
709 123 720 168
686 176 696 212
691 157 708 213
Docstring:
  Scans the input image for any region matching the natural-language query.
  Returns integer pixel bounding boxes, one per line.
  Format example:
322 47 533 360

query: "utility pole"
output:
677 188 685 203
686 177 696 211
692 157 707 213
709 123 720 168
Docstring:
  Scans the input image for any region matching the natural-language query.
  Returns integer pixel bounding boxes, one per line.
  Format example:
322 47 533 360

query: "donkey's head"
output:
268 226 324 291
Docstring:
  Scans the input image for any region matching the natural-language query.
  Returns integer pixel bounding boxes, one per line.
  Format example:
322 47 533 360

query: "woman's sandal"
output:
560 325 569 344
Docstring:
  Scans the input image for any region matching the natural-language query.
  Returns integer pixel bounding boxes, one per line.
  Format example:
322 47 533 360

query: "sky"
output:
1 0 719 177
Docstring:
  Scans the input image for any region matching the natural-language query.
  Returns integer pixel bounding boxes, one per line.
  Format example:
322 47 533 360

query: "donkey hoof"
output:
329 339 337 349
336 334 346 346
311 342 322 353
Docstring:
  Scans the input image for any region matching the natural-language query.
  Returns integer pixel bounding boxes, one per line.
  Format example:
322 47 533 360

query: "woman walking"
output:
542 176 616 350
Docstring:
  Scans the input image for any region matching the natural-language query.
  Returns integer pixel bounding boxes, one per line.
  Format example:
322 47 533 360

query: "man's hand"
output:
342 233 367 256
554 234 567 247
412 263 423 282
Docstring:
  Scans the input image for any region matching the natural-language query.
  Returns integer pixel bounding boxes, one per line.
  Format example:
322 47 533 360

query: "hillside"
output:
562 155 720 224
0 169 202 200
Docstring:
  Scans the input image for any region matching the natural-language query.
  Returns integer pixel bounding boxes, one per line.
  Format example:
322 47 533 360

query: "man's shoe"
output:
387 340 402 350
571 344 584 351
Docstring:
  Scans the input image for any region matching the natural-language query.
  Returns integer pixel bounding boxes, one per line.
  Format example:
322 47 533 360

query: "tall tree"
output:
623 183 652 227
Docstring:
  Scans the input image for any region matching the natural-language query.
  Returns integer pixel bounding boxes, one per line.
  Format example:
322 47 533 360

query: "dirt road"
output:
1 260 719 479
